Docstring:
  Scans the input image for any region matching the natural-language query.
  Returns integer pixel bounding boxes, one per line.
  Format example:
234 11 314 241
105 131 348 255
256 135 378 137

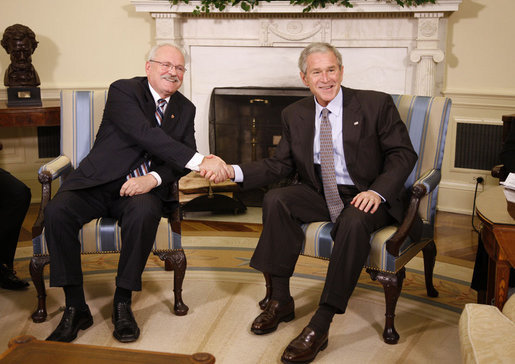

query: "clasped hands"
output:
199 154 234 184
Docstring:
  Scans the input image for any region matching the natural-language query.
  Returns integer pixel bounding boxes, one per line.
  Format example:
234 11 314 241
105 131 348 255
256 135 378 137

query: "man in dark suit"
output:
45 43 228 343
0 163 31 290
223 43 419 363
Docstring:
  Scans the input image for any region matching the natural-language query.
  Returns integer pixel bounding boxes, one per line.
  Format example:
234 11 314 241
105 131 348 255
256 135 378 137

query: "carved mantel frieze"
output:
260 19 331 46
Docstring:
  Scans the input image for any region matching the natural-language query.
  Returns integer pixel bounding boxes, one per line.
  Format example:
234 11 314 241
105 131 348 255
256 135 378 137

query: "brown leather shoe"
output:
250 298 294 335
281 326 328 364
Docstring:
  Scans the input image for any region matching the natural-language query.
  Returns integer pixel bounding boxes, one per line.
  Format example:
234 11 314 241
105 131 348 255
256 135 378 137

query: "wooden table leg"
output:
486 255 496 306
494 260 511 310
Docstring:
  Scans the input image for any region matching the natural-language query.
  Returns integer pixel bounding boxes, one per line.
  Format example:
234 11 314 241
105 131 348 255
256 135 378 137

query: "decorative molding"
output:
0 87 111 101
131 1 462 14
260 19 330 46
442 90 515 110
0 88 60 101
409 12 445 96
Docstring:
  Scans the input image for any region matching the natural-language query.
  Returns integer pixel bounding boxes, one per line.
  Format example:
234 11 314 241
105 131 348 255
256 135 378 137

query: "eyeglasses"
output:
149 60 187 74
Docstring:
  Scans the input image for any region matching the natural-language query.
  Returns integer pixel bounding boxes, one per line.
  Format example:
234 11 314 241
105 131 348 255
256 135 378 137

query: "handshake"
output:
198 154 235 184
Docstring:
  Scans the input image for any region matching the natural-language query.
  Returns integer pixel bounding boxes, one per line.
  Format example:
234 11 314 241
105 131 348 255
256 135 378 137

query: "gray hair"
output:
147 43 186 62
298 42 342 74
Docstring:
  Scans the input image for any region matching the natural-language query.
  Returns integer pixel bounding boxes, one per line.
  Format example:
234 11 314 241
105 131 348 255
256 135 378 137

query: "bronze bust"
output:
1 24 40 87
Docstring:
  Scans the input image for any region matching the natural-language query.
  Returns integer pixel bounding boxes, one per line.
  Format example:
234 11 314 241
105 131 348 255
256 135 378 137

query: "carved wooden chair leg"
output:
259 272 273 310
155 250 189 316
422 240 439 297
369 268 405 345
29 255 50 323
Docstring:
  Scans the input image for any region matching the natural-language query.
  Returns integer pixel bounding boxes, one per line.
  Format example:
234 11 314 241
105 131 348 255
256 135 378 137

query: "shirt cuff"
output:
370 190 386 203
185 152 204 172
148 171 162 186
232 165 244 182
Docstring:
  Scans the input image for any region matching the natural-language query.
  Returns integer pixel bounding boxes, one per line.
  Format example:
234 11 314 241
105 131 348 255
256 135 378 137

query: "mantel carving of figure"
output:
1 24 40 87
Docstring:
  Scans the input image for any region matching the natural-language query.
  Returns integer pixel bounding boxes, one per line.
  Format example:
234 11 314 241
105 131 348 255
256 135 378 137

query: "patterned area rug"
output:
2 233 475 363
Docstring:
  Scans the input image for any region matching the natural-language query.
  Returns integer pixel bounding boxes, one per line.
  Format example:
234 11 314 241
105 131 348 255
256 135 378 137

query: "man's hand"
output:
350 190 381 214
120 175 158 196
199 154 230 183
225 164 235 180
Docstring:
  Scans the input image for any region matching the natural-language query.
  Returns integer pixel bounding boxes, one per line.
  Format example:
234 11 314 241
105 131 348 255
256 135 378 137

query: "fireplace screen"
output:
209 87 311 205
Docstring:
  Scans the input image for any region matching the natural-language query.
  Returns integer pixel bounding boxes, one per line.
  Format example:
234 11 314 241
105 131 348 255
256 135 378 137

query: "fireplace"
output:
209 87 310 164
131 0 462 157
209 87 311 205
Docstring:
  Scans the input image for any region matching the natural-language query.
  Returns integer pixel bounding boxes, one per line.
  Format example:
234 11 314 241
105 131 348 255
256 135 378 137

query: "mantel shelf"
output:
131 0 461 15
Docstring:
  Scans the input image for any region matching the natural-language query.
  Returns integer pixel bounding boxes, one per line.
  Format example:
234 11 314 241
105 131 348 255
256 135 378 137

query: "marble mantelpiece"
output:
131 0 461 154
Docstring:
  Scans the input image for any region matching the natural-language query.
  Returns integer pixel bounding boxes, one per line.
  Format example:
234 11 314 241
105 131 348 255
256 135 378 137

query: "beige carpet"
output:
1 268 461 363
1 231 470 363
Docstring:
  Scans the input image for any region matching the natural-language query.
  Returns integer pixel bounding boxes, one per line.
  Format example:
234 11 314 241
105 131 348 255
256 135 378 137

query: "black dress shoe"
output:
0 264 29 290
112 302 140 343
281 326 328 364
46 306 93 342
251 298 295 335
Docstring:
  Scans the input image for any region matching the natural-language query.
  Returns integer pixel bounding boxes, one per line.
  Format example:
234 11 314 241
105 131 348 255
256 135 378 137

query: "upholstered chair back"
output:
60 90 106 168
391 95 452 233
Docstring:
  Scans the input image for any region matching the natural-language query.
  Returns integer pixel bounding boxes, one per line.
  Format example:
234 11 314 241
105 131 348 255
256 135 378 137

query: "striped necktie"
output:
319 108 344 222
155 98 166 126
127 99 167 179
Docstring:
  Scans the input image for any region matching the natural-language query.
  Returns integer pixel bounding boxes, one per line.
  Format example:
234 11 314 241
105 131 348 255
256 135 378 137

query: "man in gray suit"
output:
45 43 228 344
222 43 419 363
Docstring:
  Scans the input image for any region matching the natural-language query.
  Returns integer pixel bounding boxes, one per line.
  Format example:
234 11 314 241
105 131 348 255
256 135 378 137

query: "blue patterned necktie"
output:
127 99 167 179
319 108 344 222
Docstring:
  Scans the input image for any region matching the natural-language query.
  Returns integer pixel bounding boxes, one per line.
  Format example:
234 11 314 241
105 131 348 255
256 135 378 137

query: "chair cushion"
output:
459 301 515 364
301 222 429 273
32 217 181 255
503 293 515 322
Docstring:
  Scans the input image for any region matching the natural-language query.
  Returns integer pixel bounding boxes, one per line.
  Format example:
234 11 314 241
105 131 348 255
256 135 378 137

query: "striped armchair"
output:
30 90 188 323
259 94 452 344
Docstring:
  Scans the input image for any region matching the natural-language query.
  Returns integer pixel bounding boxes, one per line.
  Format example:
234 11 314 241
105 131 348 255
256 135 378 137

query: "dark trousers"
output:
250 183 393 313
44 177 162 291
0 168 31 267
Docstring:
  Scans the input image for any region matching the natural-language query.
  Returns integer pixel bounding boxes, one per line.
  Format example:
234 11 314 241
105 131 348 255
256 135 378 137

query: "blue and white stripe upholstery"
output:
33 90 181 255
300 95 452 273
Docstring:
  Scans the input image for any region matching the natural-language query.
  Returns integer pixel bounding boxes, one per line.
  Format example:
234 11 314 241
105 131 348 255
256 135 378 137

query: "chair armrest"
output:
385 169 441 256
32 156 71 238
39 155 72 180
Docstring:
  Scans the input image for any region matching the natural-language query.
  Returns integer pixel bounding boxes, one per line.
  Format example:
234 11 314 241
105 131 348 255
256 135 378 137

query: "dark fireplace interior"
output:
209 87 311 206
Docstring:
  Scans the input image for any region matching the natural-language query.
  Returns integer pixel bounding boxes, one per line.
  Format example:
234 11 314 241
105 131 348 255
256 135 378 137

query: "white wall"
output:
444 0 515 94
440 0 515 213
0 0 152 89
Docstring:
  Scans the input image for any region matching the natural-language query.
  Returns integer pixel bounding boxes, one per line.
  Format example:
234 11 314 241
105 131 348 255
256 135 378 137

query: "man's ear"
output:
300 71 309 87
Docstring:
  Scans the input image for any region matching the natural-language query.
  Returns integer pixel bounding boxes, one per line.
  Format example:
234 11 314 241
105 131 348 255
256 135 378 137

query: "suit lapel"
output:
298 97 318 187
341 87 361 168
161 93 181 135
143 84 158 127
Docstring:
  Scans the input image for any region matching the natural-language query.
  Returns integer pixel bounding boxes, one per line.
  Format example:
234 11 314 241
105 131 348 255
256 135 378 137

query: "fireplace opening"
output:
209 87 311 206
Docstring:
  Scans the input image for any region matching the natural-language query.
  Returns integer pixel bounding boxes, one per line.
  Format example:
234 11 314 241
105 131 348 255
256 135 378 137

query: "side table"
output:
0 100 60 127
476 185 515 310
